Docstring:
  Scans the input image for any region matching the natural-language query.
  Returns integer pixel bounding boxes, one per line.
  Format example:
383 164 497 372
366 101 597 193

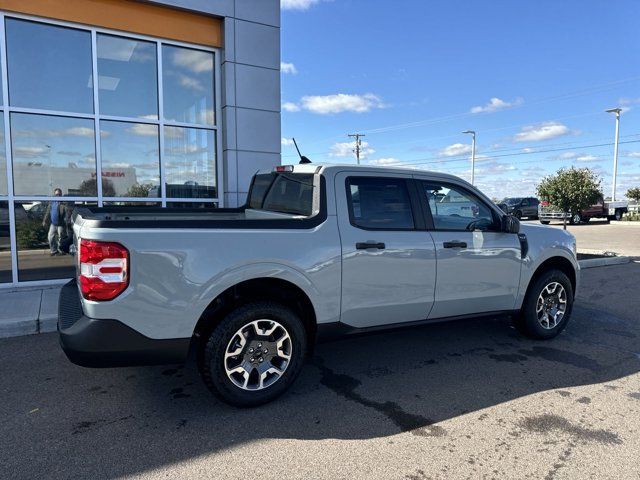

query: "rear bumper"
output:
58 280 190 368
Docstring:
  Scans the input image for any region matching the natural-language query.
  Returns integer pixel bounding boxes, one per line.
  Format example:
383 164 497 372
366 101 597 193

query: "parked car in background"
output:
59 164 579 407
497 197 540 219
538 196 628 224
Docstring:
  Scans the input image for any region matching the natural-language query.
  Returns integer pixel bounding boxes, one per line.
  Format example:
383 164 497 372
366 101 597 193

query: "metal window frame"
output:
0 10 223 288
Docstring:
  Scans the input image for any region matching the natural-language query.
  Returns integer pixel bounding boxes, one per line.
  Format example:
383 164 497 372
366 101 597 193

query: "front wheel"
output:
198 301 307 407
540 220 550 225
615 210 624 221
514 269 573 339
514 210 522 220
569 213 581 225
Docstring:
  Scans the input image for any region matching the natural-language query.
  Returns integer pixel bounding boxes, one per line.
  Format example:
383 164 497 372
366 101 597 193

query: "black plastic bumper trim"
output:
59 315 191 368
58 280 191 368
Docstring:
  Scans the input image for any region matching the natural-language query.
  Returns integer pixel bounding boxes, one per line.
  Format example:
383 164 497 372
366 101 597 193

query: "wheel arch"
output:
522 256 577 306
192 277 318 354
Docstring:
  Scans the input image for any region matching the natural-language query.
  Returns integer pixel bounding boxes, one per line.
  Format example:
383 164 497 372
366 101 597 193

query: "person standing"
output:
42 188 66 256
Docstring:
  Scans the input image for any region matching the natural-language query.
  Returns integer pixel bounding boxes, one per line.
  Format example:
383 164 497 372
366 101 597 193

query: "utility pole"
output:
348 133 365 165
606 108 622 201
462 130 476 185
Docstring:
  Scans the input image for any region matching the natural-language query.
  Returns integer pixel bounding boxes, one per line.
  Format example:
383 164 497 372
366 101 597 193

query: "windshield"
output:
247 173 315 216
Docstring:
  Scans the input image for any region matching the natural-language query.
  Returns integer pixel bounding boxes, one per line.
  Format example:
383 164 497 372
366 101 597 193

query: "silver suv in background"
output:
58 164 579 406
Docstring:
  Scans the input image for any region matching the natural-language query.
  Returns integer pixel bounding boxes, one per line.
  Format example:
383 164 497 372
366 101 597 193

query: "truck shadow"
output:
1 267 639 478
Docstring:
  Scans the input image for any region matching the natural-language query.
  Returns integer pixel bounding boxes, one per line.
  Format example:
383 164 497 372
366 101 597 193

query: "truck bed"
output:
72 205 323 229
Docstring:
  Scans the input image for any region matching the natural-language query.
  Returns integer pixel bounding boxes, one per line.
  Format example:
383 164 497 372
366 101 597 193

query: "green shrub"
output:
16 220 48 249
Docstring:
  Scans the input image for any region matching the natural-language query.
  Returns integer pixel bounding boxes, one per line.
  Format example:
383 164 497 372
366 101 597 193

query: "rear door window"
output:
347 177 414 230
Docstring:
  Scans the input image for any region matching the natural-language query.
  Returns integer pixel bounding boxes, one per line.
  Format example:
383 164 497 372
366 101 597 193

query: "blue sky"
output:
280 0 640 199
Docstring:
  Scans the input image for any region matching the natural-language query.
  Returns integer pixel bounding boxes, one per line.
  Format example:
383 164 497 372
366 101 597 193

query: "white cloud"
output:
281 137 295 146
622 151 640 158
282 102 301 112
470 97 523 114
330 141 375 159
576 155 599 162
282 0 323 10
439 143 472 157
619 97 640 113
14 146 48 157
556 152 578 160
300 93 384 114
126 124 158 137
172 49 213 74
281 62 298 75
513 122 571 142
367 157 404 167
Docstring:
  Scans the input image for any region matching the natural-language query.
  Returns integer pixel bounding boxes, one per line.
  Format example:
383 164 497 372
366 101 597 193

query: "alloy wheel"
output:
535 282 567 330
224 319 292 391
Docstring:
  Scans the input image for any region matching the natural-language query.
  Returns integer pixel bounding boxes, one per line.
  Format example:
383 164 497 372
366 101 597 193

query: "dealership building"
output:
0 0 281 286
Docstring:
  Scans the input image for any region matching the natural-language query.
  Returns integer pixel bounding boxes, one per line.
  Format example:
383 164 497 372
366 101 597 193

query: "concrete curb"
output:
578 256 631 269
0 287 60 339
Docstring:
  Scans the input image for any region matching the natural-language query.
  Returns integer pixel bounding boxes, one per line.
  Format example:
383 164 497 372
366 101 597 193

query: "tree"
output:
537 167 602 230
125 183 154 198
627 187 640 204
77 178 116 197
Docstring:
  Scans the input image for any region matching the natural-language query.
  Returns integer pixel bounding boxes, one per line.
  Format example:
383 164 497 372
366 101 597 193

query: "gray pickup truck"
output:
59 164 579 406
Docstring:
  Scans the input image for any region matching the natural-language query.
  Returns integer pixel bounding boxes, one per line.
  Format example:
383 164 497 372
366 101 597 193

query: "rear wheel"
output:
198 301 307 407
569 213 581 225
615 209 623 221
514 269 573 339
540 220 550 225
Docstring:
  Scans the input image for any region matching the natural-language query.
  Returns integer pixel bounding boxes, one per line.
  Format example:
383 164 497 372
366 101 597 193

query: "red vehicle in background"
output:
538 196 628 225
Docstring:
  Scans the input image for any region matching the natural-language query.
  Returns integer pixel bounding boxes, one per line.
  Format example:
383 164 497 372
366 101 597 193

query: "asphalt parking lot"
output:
1 261 640 479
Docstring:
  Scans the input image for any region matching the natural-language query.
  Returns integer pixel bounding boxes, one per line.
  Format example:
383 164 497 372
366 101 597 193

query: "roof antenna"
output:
292 138 312 164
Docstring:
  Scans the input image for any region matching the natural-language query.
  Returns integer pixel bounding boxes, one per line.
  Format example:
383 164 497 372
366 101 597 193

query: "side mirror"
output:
501 214 520 234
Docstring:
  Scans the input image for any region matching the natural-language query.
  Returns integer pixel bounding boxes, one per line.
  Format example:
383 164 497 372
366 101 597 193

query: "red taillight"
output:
79 239 129 301
541 201 549 206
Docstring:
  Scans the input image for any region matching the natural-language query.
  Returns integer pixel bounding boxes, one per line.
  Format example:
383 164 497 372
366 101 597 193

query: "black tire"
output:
198 301 307 407
569 213 581 225
514 269 574 340
582 217 590 223
615 210 623 221
540 220 550 225
514 210 522 220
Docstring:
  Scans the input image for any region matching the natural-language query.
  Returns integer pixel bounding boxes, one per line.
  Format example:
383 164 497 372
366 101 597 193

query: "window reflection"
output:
164 126 216 198
167 202 217 208
99 120 160 197
162 45 214 125
0 116 7 196
14 201 96 281
10 113 97 196
6 18 93 113
97 34 158 119
0 201 11 283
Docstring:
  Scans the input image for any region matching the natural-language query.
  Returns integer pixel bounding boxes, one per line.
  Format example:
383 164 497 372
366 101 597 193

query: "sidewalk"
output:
0 286 61 338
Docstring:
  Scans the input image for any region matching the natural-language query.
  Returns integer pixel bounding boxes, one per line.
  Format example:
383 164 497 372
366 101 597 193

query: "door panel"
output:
428 230 522 318
336 173 436 328
416 178 522 319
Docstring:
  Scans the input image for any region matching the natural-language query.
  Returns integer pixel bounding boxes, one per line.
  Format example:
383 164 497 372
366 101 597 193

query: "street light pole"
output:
462 130 476 185
606 108 622 201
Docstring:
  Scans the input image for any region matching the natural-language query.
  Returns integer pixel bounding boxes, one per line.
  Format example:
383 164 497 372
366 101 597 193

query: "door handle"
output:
356 241 386 250
443 240 467 249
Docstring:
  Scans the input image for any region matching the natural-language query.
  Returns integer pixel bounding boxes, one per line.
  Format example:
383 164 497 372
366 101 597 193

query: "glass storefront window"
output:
164 126 216 198
5 18 93 113
97 34 158 120
14 200 94 282
99 120 160 197
10 113 97 196
0 15 219 285
0 116 7 196
162 45 214 125
0 201 11 283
